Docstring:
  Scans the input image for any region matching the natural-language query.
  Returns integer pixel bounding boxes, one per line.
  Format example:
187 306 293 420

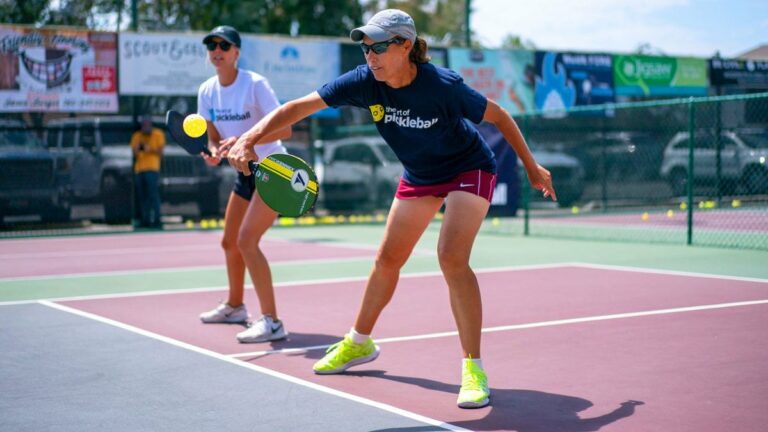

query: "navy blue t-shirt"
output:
318 63 496 185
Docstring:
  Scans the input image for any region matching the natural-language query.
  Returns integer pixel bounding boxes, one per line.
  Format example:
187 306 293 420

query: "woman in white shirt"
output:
196 25 292 344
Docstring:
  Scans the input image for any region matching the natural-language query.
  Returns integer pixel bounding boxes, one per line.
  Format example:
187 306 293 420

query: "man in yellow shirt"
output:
130 115 165 228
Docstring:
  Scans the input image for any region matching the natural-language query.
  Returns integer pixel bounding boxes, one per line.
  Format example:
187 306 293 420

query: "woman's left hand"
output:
528 164 558 201
228 134 259 174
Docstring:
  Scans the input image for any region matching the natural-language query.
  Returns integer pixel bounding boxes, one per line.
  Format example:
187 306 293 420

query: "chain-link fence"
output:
482 92 768 250
2 93 766 250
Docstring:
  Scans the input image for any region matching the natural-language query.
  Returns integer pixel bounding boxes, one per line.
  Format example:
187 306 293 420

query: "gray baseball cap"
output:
350 9 417 43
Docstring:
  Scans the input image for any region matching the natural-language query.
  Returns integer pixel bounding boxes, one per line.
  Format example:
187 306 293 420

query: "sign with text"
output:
239 36 340 117
709 58 768 89
533 51 614 114
118 32 210 95
614 54 707 96
448 48 535 115
0 25 117 112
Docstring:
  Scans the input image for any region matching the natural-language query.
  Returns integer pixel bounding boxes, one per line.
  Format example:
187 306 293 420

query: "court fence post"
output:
522 114 530 237
686 98 695 246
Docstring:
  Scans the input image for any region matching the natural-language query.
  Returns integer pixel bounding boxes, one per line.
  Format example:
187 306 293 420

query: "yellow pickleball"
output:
183 114 207 138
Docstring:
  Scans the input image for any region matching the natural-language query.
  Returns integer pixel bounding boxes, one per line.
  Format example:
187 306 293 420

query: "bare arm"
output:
482 98 557 201
228 92 328 173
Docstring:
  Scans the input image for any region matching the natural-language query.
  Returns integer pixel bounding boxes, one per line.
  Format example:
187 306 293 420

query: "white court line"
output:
3 261 767 307
0 263 572 306
38 300 470 432
229 298 768 358
571 262 768 284
0 256 377 283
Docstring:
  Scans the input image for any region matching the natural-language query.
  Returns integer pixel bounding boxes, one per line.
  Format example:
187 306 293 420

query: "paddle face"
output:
166 110 317 216
165 110 211 156
254 153 318 217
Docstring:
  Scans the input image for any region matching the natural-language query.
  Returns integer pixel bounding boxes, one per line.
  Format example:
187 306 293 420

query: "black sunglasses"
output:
360 37 405 55
206 40 233 52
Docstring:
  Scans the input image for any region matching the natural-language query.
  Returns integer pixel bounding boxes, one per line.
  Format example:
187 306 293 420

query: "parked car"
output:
571 131 667 181
316 136 403 211
523 142 585 207
45 116 225 224
1 120 71 223
659 129 768 196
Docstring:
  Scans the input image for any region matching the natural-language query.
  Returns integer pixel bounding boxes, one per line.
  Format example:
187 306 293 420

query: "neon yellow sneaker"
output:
457 359 490 408
313 335 380 374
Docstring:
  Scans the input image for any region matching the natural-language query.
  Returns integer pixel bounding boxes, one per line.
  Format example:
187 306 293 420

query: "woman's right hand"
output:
201 146 221 166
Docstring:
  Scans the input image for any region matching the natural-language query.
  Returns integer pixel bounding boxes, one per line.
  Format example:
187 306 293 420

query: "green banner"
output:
614 55 707 96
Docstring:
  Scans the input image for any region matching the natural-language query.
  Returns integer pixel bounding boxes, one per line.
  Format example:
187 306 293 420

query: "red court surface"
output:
59 265 768 431
0 231 377 278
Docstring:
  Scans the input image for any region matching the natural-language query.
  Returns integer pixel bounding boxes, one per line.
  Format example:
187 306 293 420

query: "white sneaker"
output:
199 303 249 323
236 315 288 343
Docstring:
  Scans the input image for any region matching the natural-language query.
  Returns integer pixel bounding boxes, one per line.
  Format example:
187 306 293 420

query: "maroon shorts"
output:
395 170 497 203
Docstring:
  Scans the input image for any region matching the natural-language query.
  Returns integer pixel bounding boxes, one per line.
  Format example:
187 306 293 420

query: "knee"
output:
374 248 408 272
236 231 261 256
221 235 237 253
437 247 469 274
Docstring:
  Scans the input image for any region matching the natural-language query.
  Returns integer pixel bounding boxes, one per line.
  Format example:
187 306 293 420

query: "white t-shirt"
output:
197 69 285 160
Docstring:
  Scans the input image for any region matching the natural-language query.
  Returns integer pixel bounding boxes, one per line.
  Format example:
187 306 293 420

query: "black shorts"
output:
232 169 256 201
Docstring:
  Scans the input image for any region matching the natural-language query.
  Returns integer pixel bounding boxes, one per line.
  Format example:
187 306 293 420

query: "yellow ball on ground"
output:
571 206 579 214
666 210 674 219
732 199 741 208
679 202 687 211
641 212 649 221
183 114 207 138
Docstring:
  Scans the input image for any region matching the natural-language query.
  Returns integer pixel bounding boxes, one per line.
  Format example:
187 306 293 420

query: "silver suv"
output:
659 129 768 196
316 136 403 211
45 116 225 223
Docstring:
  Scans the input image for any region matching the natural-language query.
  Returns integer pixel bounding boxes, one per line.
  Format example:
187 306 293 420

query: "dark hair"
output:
409 36 431 64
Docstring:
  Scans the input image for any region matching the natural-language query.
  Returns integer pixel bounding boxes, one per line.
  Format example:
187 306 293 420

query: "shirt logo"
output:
369 104 385 122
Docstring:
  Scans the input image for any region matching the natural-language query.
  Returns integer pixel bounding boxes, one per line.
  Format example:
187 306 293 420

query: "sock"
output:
463 357 484 370
349 328 370 344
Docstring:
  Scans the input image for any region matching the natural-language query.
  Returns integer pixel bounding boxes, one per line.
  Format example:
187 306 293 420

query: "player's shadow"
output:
352 370 643 432
235 332 339 361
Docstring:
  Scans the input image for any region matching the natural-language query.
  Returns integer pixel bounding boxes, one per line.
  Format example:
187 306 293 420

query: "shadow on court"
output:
351 370 644 432
237 332 341 361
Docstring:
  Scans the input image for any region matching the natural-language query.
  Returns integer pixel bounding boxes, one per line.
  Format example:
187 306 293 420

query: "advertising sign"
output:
0 25 117 112
614 54 707 96
533 51 614 114
119 32 209 95
239 36 340 117
448 48 535 115
709 58 768 89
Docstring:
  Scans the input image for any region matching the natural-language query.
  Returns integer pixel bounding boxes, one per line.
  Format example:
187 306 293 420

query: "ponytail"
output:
409 36 431 64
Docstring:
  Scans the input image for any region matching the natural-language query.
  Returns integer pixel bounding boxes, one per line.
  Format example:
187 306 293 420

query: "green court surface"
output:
2 222 766 303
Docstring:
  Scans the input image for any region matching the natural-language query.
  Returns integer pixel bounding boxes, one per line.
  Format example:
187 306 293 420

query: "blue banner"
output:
534 51 614 114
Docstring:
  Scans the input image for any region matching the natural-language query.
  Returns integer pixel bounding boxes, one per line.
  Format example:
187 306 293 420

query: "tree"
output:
0 0 50 25
363 0 472 46
501 34 535 50
131 0 363 36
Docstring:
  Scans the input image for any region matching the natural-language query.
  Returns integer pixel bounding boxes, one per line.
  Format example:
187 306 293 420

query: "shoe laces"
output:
325 337 365 361
462 362 487 391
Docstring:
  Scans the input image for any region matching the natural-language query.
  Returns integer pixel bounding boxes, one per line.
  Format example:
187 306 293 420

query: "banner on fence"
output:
119 32 209 96
239 36 340 118
448 48 535 115
614 54 708 96
0 25 117 112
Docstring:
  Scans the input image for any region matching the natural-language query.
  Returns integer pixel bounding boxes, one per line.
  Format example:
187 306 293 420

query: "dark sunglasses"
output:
360 37 405 55
206 41 233 52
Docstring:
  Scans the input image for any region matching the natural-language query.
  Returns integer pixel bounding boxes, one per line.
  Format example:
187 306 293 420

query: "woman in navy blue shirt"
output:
228 9 556 408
